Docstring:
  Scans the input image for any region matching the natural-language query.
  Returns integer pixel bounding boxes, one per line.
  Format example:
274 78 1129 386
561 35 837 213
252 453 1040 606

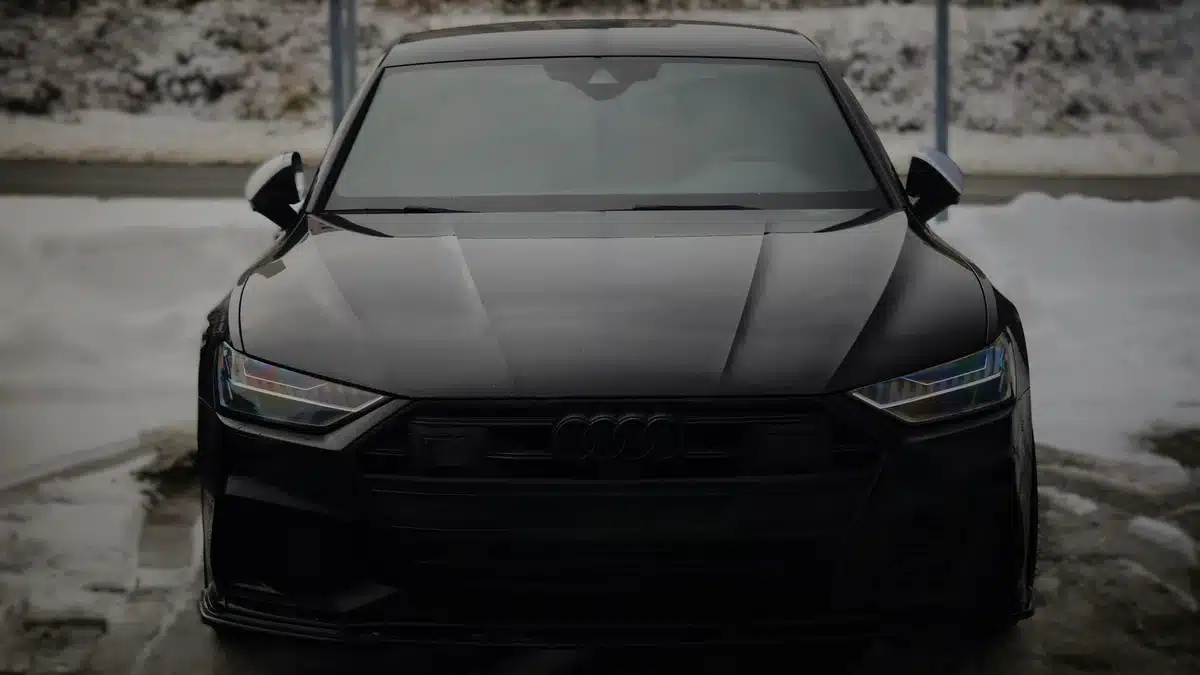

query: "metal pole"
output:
329 0 346 129
344 0 358 100
935 0 950 222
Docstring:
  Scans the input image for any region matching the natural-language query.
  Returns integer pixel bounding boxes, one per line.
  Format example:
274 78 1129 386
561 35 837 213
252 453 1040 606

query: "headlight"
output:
851 334 1014 423
216 343 385 429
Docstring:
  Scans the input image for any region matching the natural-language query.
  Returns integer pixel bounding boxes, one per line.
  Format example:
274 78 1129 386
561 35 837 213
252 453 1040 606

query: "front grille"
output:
357 398 874 479
357 529 844 624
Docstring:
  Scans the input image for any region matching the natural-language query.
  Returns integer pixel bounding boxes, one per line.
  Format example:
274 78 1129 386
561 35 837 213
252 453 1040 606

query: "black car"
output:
198 19 1038 646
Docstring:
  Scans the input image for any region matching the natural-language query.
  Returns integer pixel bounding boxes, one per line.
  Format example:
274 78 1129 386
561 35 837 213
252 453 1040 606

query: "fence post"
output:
344 0 358 101
935 0 950 222
329 0 346 129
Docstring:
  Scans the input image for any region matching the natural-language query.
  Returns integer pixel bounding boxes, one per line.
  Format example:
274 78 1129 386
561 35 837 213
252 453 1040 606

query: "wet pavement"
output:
3 432 1198 675
118 491 1199 675
4 161 1200 203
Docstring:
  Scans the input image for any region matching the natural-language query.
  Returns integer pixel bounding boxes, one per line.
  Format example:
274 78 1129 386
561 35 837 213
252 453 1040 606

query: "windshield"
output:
327 57 887 213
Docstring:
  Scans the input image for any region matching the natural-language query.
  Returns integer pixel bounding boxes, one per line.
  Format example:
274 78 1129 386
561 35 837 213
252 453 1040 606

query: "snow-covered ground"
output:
2 2 1199 173
0 194 1197 483
4 110 1199 176
0 445 202 674
6 3 1198 136
0 198 275 484
0 459 150 630
941 194 1200 472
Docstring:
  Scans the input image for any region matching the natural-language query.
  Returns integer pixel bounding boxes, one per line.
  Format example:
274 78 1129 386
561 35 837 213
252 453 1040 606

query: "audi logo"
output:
552 413 682 461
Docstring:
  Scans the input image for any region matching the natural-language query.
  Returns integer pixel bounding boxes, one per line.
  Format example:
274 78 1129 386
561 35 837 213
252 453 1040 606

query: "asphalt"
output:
2 160 1200 203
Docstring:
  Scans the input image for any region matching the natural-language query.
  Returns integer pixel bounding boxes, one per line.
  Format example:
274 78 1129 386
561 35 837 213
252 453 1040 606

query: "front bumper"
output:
197 395 1034 646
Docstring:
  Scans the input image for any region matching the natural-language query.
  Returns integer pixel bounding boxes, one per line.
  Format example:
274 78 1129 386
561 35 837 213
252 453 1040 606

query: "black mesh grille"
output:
357 398 874 480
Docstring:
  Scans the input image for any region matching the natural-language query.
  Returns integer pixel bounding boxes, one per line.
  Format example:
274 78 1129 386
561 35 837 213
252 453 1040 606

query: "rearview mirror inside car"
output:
905 147 964 223
245 152 304 230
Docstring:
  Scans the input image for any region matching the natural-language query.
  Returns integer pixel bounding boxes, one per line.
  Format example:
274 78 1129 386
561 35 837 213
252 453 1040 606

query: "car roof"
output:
381 19 824 67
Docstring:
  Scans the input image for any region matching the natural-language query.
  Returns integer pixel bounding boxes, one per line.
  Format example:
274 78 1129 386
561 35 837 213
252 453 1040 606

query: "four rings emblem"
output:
552 414 682 461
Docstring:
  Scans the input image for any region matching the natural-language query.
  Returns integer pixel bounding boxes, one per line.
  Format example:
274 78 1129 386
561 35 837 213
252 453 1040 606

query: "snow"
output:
2 2 1200 173
0 193 1197 479
3 110 1199 175
0 197 275 482
1038 486 1101 518
879 130 1200 177
0 111 331 166
939 194 1200 466
1128 516 1199 567
1040 463 1190 500
5 3 1198 136
1117 559 1199 613
0 458 151 629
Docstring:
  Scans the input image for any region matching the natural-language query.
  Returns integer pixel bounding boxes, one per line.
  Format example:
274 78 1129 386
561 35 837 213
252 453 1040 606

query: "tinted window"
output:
328 57 884 212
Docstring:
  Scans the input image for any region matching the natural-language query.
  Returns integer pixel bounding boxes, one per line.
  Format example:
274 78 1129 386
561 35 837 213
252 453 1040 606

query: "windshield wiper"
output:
815 207 894 232
333 206 476 214
393 206 476 214
623 204 762 211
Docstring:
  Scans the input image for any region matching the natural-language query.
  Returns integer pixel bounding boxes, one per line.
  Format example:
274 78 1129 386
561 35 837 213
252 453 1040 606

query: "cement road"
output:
1 160 1199 203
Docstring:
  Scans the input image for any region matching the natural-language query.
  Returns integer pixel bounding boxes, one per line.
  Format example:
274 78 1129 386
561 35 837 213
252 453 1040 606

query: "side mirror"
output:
245 152 304 230
904 147 964 223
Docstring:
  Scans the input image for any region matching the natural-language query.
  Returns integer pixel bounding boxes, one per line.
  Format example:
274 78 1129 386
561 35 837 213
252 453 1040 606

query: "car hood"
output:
236 210 987 398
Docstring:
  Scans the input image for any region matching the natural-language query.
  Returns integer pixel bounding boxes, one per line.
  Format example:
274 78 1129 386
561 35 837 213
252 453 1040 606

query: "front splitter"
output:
198 584 1034 648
